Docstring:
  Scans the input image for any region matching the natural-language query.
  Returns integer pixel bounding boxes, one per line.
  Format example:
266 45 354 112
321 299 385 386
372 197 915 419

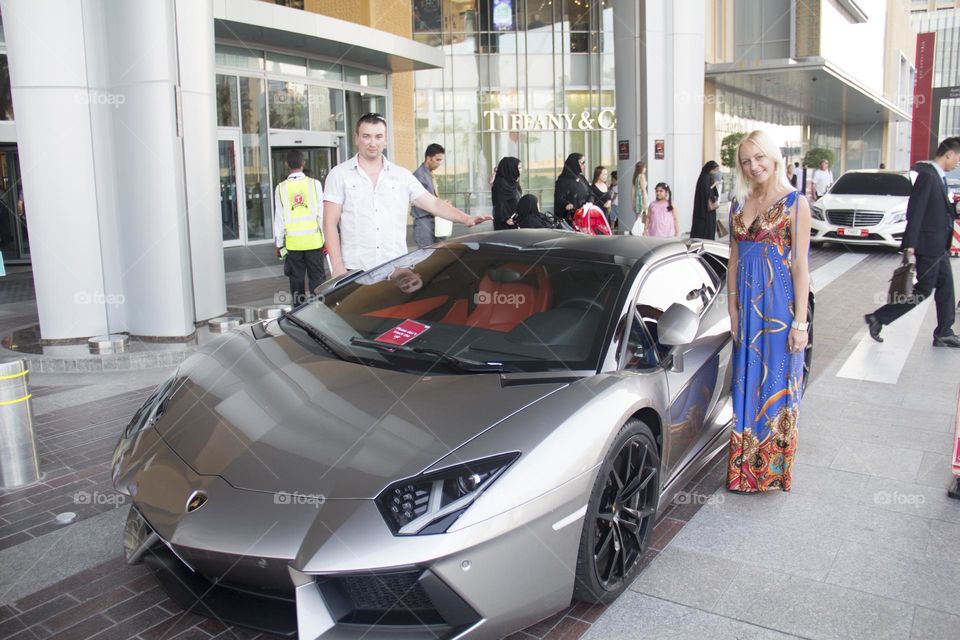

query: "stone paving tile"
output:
825 540 960 616
715 564 914 640
582 591 803 640
629 546 744 611
909 606 960 640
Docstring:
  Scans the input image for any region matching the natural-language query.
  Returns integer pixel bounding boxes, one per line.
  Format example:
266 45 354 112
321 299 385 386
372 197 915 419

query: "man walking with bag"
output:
274 150 325 306
865 137 960 347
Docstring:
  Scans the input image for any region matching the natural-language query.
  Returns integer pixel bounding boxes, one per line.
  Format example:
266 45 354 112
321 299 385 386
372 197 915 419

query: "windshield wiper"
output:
348 337 514 373
281 314 351 361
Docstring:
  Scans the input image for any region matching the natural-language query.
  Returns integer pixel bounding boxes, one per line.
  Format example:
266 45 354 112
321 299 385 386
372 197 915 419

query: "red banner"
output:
910 32 936 166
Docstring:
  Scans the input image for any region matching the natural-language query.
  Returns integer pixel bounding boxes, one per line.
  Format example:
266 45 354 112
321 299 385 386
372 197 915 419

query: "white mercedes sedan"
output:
810 170 915 249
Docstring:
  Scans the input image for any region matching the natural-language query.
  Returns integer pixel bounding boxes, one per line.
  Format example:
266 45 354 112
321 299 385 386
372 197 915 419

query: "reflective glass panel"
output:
215 74 239 127
0 55 12 120
239 77 272 240
266 52 307 76
268 81 309 130
308 59 342 81
344 66 387 88
308 85 344 132
215 45 264 70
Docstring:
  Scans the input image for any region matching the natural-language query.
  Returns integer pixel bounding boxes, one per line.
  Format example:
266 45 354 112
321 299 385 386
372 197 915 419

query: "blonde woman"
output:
727 130 811 493
631 161 649 232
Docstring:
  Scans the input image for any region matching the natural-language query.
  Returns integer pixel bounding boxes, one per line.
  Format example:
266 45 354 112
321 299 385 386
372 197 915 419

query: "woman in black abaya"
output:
492 157 522 230
690 160 721 240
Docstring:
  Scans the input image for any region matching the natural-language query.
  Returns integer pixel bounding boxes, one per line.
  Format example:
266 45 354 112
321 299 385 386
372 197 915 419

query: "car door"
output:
627 257 727 477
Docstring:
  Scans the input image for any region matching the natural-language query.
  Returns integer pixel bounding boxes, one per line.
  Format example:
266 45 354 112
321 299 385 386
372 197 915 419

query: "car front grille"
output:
317 567 480 633
342 570 435 612
826 210 884 227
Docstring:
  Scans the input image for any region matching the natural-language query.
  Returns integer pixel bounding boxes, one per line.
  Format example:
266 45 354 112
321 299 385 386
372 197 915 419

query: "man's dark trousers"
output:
872 253 956 336
286 248 326 306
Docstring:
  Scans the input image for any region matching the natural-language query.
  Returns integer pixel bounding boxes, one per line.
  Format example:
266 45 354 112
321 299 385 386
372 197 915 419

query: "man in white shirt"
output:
323 113 490 278
273 150 325 306
811 159 834 200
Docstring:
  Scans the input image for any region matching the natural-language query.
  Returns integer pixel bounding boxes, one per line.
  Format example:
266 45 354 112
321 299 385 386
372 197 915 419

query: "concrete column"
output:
3 0 219 339
613 0 644 233
614 0 705 235
1 0 111 339
103 0 196 337
175 0 226 322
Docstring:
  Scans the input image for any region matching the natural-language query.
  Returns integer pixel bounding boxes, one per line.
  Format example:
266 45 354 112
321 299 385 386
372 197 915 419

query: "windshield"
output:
289 245 629 373
829 173 911 196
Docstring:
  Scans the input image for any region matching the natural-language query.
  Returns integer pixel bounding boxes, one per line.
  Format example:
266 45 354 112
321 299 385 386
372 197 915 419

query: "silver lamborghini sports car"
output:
112 230 813 639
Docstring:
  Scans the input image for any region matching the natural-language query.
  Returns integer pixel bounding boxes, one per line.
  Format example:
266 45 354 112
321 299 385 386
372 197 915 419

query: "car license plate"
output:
838 228 867 237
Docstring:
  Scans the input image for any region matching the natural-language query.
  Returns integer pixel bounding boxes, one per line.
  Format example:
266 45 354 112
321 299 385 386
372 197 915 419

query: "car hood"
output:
816 193 907 213
155 329 566 499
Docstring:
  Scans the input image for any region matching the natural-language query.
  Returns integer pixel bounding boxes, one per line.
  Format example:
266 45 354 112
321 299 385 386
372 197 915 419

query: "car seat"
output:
462 264 552 332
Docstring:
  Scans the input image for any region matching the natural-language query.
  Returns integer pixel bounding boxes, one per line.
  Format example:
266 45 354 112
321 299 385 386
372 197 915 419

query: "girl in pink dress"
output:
644 183 679 237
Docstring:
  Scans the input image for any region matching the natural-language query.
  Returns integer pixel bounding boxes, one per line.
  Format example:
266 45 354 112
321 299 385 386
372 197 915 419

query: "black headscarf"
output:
690 160 720 240
515 194 552 229
492 157 522 230
554 153 591 222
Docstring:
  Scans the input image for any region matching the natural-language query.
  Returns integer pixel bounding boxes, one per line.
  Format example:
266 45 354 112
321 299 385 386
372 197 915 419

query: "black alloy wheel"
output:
574 419 660 604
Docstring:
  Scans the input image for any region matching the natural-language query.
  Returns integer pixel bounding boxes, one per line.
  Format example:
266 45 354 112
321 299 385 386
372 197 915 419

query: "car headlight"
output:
123 371 183 438
888 210 907 224
375 453 519 535
811 206 825 221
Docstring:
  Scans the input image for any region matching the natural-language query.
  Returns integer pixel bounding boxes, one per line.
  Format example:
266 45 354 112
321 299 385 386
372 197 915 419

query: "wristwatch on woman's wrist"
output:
791 320 809 331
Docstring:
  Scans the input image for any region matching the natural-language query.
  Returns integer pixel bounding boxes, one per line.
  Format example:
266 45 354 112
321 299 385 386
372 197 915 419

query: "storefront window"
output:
239 77 272 241
414 2 615 213
216 74 239 127
268 80 309 129
308 85 344 132
215 45 264 71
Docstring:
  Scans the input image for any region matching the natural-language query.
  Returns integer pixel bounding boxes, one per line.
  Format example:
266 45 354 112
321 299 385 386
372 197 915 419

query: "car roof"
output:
436 229 709 264
839 169 913 177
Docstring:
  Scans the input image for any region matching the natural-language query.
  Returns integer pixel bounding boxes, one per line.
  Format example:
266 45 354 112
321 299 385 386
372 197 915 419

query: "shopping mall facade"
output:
0 0 921 340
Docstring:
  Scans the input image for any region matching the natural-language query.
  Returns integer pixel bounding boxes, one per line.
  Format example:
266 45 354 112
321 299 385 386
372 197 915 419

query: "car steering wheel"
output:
558 297 604 311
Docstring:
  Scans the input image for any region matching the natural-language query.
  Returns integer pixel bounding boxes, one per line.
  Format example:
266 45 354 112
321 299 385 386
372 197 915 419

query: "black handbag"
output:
887 257 915 304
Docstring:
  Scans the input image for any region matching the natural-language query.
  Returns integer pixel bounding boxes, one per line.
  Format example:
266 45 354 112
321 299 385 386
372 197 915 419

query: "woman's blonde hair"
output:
732 130 794 204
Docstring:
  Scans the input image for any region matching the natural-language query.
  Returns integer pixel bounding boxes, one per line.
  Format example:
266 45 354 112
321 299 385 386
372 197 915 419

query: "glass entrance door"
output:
270 147 336 193
218 131 245 247
0 147 28 263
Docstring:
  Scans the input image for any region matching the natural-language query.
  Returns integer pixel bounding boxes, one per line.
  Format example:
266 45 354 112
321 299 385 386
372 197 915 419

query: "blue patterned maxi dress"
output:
727 191 805 492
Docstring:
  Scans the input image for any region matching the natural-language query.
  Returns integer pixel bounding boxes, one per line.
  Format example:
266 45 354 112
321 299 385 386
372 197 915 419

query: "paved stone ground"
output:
0 242 957 639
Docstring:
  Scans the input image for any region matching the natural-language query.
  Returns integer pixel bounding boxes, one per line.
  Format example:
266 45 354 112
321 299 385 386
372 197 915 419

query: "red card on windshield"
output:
375 320 431 346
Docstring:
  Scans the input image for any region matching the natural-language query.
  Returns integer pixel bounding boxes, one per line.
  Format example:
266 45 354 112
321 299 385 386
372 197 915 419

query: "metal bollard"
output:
0 359 40 489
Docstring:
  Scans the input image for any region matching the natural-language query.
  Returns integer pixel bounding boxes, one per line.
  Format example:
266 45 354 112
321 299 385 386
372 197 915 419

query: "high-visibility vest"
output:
281 178 323 251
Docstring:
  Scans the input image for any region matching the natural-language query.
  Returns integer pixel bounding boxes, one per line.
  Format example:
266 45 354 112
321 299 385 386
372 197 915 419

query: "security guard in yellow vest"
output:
273 150 325 306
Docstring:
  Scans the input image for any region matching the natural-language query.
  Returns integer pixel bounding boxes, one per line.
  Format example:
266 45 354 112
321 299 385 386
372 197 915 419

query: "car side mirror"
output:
658 303 699 347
